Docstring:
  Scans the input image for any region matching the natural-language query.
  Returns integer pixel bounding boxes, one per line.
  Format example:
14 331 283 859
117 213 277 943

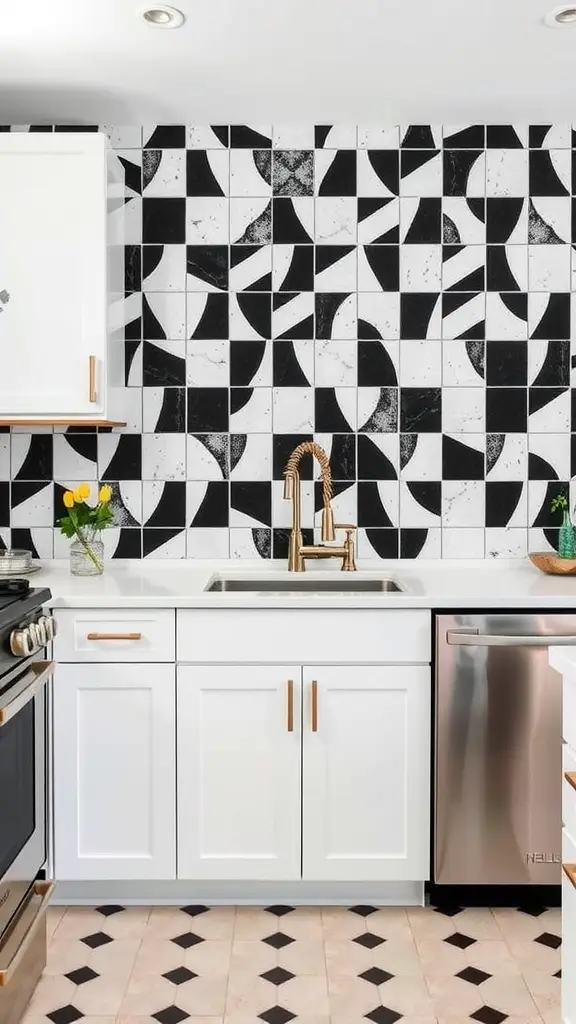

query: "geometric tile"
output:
64 967 100 985
258 1007 296 1024
517 905 547 917
265 906 295 917
365 1007 402 1024
457 966 492 985
535 932 562 949
46 1008 85 1024
181 905 210 917
163 967 198 985
260 967 295 985
262 932 295 949
171 932 204 949
95 905 125 917
359 967 394 985
79 932 113 949
470 1007 508 1024
353 932 386 949
152 1008 190 1024
444 932 477 949
349 905 378 916
555 969 562 978
433 905 464 917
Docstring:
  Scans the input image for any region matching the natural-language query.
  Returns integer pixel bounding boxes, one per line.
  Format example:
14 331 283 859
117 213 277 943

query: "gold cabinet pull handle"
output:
87 632 142 641
311 679 318 732
89 355 97 403
565 771 576 793
287 679 294 732
563 863 576 889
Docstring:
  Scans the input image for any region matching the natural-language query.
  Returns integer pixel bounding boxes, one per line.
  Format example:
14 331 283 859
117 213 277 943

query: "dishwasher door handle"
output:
447 629 576 647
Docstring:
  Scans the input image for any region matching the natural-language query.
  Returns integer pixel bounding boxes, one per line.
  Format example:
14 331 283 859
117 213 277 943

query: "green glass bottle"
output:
558 509 576 559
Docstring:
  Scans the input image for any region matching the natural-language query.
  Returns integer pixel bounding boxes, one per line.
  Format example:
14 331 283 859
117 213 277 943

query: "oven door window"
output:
0 699 35 877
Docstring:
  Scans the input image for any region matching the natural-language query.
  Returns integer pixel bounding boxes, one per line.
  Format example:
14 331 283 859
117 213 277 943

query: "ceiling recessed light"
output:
140 4 185 28
545 4 576 25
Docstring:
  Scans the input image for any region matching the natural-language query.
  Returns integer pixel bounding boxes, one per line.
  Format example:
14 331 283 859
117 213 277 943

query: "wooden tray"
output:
529 551 576 575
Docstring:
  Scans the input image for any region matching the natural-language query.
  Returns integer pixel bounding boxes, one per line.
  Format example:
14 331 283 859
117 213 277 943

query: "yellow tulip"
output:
99 485 112 504
63 491 75 509
73 487 84 503
78 482 90 500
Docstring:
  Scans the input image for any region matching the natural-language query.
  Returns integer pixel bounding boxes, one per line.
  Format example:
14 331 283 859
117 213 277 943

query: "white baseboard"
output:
53 879 425 906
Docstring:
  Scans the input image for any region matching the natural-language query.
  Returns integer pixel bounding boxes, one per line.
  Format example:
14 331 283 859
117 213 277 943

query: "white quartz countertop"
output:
25 558 576 609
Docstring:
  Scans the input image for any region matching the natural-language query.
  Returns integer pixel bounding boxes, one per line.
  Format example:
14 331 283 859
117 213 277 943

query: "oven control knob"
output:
34 620 47 646
10 628 34 657
38 615 55 642
48 615 57 639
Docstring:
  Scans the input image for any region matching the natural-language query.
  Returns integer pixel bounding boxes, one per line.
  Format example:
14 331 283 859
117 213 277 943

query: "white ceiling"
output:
0 0 575 124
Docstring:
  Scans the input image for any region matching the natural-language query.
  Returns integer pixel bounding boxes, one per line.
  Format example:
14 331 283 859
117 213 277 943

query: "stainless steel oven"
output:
0 656 54 938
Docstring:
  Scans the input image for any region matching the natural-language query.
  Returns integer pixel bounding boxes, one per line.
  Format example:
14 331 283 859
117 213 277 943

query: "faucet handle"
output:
334 523 356 534
335 524 357 572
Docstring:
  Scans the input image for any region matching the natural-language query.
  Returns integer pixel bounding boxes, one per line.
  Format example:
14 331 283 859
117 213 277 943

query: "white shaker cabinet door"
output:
53 663 176 880
177 665 301 880
564 868 576 1024
0 133 107 417
302 665 431 882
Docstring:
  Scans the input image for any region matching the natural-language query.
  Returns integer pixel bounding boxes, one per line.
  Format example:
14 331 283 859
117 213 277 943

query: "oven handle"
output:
447 629 576 647
0 661 54 727
0 881 54 987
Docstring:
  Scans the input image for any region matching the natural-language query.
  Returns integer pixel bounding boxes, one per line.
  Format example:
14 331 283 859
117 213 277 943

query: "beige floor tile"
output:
119 1019 223 1024
172 975 228 1015
467 939 523 976
225 973 274 1014
147 906 234 940
46 906 66 938
327 974 381 1016
55 906 150 940
426 975 484 1016
24 1018 116 1024
439 1018 543 1024
417 938 467 975
90 938 143 978
45 938 92 976
233 907 279 940
376 975 435 1014
322 907 367 939
506 939 561 975
494 908 561 942
278 938 326 975
365 908 413 941
409 907 501 944
278 907 324 941
325 937 374 976
479 975 540 1015
27 974 77 1014
229 939 277 975
72 976 129 1015
131 939 186 976
523 968 561 1013
119 974 176 1015
373 938 424 976
541 1008 562 1024
280 975 330 1015
185 939 233 976
418 938 521 977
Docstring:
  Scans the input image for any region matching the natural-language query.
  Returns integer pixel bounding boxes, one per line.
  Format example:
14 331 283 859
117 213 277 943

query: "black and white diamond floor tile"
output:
24 904 560 1024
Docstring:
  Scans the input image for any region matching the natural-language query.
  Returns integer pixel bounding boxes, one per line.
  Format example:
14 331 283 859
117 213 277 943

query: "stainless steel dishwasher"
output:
435 612 574 887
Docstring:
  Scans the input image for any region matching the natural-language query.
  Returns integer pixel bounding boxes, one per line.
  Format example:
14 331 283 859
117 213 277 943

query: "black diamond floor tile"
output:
353 931 386 949
261 967 295 985
517 904 548 917
47 1006 84 1024
265 905 295 916
258 1006 296 1024
433 905 464 916
457 966 492 985
152 1007 190 1024
359 966 393 985
262 931 295 949
444 931 477 949
365 1006 402 1024
80 931 113 949
171 932 204 949
64 966 99 985
555 969 562 978
349 904 378 916
471 1006 508 1024
163 966 198 985
181 904 210 917
535 932 562 949
95 904 125 917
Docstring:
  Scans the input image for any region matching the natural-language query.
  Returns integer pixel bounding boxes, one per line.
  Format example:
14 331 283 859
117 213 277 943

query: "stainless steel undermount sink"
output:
205 576 404 593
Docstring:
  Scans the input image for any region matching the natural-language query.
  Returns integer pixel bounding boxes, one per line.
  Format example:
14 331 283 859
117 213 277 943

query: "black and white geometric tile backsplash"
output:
2 122 576 560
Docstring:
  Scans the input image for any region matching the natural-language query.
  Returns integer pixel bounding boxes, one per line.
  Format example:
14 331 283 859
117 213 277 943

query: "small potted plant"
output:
551 493 575 559
57 483 113 575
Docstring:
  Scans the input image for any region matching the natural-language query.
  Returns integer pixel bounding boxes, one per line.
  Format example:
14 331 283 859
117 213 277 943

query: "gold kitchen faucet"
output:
283 441 357 573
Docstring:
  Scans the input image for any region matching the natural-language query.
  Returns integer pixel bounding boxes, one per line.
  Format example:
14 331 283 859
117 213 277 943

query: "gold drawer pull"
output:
311 679 318 732
87 632 142 641
565 771 576 793
89 355 97 403
563 863 576 889
287 680 294 732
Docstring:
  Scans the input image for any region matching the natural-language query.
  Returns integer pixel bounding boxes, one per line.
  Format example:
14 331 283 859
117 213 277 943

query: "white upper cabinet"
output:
0 133 122 421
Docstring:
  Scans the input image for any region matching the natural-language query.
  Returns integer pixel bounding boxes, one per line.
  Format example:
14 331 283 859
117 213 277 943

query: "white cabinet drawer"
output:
177 609 431 664
54 609 175 662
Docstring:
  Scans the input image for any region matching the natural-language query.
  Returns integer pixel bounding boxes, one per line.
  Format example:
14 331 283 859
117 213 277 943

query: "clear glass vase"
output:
69 530 104 576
